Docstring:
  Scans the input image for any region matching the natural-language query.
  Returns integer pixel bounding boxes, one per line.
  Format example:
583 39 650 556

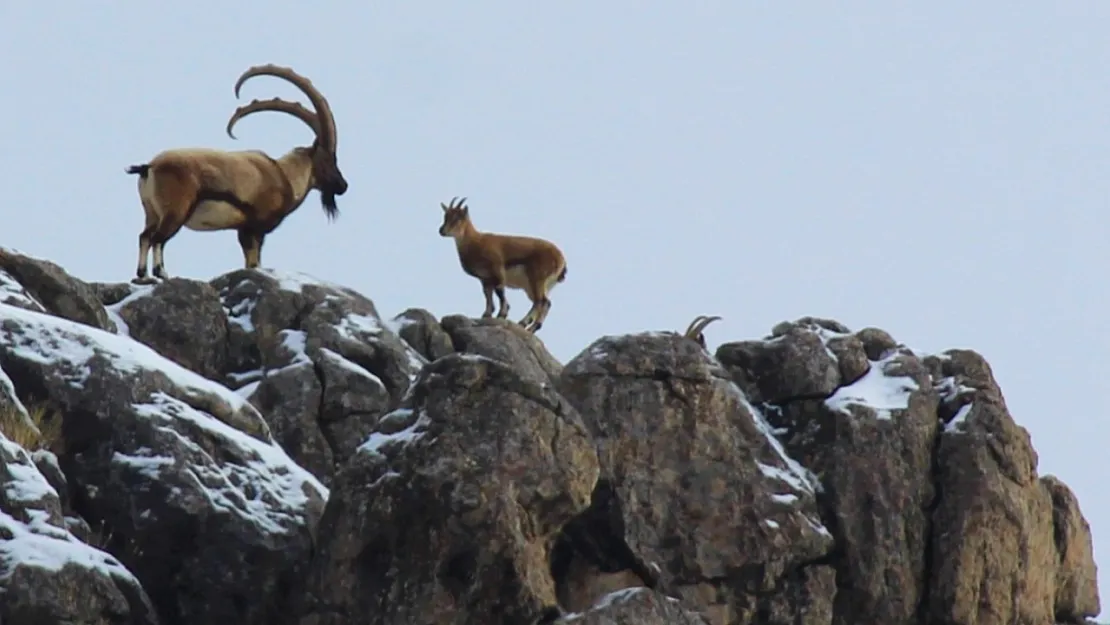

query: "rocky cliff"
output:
0 246 1101 625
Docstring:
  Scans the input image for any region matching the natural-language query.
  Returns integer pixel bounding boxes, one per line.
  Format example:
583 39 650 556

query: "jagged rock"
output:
755 565 837 625
112 278 229 380
391 307 454 362
88 268 429 485
440 314 565 385
0 303 327 625
0 433 160 625
557 587 712 624
715 318 843 403
557 330 834 623
1 264 50 316
717 319 938 625
1044 475 1102 620
297 352 599 625
927 349 1101 625
0 247 115 332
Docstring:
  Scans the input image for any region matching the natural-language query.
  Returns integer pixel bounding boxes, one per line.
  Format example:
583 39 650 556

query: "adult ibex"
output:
125 64 348 284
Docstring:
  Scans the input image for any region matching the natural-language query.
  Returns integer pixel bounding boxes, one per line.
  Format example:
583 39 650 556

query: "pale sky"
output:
1 2 1106 610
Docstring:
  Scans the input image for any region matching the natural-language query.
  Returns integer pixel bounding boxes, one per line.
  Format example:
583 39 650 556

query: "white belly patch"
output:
504 265 532 289
185 201 246 231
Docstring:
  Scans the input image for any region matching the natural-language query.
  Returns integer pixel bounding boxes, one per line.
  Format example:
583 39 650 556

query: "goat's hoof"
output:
481 312 493 319
131 276 158 286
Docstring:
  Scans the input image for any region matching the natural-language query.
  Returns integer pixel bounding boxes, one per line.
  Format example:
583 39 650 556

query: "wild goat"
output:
683 315 721 349
438 197 568 333
124 64 348 284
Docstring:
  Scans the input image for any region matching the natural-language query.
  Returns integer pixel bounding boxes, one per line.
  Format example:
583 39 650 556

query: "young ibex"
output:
683 315 721 349
125 64 348 284
438 197 568 333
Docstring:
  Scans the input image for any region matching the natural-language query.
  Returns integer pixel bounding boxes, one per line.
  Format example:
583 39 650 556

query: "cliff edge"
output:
0 246 1100 625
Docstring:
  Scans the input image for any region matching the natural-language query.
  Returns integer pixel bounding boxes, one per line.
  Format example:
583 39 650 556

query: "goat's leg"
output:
523 272 560 333
494 285 510 319
148 171 195 282
238 229 265 269
517 302 541 332
150 239 171 281
480 280 496 318
150 215 188 281
530 297 553 333
517 277 543 330
132 202 159 284
487 268 510 319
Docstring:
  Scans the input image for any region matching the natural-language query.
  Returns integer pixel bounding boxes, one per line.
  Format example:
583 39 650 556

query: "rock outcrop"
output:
0 246 1101 625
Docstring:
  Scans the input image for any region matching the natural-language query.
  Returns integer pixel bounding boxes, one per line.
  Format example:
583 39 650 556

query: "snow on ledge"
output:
0 269 42 312
254 268 351 295
944 403 974 434
0 303 328 515
559 586 649 621
1 302 258 415
0 509 140 585
825 352 919 420
0 365 30 422
131 391 328 530
381 314 418 336
103 283 156 337
0 436 140 586
727 383 821 495
358 407 431 459
1 438 58 505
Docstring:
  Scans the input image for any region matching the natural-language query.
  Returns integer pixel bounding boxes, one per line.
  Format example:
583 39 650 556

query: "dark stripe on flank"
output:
186 190 254 222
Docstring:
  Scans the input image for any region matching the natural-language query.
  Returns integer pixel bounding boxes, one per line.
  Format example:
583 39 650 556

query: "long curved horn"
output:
226 97 321 140
684 315 709 338
234 64 337 152
684 315 722 340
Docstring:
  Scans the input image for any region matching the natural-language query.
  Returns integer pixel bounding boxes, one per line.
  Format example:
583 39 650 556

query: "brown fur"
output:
438 197 567 333
126 64 346 284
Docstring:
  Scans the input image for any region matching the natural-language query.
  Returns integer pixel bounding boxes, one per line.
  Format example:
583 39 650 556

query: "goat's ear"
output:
441 202 448 212
461 206 469 216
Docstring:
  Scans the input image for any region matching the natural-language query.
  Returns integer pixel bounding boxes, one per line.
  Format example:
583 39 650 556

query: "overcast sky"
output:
1 2 1106 610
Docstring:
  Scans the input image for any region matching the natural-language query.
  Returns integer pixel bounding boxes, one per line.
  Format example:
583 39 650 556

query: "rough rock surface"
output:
298 352 598 625
718 318 939 625
0 248 1102 625
0 434 159 625
557 330 833 624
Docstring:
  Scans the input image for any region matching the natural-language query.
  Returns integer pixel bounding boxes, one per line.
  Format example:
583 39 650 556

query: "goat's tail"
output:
125 164 151 178
557 265 567 283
